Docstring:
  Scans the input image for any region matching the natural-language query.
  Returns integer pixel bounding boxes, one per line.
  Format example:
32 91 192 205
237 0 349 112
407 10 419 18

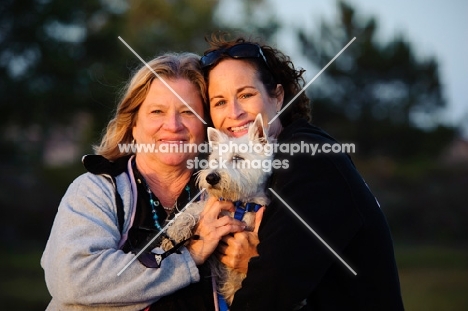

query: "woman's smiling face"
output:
208 59 283 138
132 78 205 168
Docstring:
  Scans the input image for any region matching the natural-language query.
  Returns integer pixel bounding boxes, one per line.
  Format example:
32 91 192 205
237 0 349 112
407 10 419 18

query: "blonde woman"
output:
42 53 245 310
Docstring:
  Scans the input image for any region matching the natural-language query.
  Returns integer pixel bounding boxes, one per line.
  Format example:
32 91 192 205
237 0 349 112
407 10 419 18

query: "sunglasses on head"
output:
200 43 270 69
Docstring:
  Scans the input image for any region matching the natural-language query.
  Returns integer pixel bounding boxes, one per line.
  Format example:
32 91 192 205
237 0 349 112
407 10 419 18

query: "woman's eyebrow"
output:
209 85 257 102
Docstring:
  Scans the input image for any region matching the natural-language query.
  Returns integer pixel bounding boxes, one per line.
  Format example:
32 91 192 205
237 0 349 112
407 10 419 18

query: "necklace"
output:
162 203 176 212
143 180 191 230
146 184 163 231
132 159 192 230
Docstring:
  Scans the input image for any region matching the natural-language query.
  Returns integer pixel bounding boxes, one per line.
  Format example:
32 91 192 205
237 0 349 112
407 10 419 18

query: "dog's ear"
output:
207 127 223 144
249 113 268 145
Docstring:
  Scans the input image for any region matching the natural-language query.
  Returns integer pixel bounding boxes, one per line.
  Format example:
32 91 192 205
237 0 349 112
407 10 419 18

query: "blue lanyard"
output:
217 292 229 311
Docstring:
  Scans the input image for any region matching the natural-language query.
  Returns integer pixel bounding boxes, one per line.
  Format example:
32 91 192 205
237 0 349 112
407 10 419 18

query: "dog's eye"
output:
232 155 244 162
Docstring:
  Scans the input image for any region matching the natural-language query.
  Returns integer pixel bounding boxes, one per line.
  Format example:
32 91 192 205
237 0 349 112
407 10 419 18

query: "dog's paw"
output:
165 202 204 243
160 238 174 251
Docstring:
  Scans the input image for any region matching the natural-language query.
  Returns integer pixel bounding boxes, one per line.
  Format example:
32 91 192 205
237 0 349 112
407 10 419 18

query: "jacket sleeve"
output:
230 138 365 310
41 173 200 309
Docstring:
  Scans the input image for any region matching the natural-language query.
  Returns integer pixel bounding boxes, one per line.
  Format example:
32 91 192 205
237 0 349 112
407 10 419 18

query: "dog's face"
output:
197 114 274 203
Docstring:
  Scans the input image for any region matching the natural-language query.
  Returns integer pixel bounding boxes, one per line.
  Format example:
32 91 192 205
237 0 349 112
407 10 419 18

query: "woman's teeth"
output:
230 122 252 132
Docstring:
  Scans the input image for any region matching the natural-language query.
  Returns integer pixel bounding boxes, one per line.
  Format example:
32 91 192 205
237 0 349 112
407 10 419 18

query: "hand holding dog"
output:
187 197 246 265
216 206 264 274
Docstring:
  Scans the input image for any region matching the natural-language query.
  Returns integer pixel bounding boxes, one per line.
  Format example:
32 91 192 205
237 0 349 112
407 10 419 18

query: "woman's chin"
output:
155 153 196 168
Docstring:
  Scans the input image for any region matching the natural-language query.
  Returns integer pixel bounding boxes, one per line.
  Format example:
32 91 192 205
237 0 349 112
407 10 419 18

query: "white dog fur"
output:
161 113 274 306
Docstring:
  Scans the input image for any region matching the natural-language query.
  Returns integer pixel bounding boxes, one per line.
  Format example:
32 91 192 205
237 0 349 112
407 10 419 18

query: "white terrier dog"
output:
161 113 274 306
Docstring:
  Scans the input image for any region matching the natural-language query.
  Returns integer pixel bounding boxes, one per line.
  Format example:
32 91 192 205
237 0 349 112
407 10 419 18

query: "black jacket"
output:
230 119 404 310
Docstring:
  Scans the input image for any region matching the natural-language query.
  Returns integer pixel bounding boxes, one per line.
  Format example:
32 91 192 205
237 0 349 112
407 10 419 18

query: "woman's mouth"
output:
228 122 252 134
159 140 186 143
158 137 188 144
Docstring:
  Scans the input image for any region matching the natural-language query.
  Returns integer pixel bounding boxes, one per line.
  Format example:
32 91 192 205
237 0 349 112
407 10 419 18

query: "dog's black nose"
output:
206 172 220 186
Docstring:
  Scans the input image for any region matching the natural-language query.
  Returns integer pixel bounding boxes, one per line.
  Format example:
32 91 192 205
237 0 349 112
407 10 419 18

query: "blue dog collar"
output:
233 201 263 221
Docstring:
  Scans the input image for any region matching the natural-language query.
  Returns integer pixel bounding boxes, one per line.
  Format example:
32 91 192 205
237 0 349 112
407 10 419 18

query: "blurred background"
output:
1 0 467 309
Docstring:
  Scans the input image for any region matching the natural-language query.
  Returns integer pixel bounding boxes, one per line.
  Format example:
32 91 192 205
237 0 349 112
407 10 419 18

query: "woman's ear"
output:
132 122 138 142
275 84 284 112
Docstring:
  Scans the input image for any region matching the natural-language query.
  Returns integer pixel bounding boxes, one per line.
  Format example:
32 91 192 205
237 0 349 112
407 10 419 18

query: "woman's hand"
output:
215 207 264 274
187 197 246 265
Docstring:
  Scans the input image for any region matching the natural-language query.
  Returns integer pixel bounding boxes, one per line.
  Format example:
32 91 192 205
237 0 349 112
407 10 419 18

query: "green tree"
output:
0 0 222 247
0 0 220 165
212 0 280 43
298 1 456 158
122 0 218 55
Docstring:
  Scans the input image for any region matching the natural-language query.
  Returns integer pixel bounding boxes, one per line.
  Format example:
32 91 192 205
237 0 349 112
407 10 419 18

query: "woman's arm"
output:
41 173 199 309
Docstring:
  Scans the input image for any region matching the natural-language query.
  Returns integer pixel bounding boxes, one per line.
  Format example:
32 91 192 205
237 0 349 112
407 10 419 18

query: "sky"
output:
217 0 468 136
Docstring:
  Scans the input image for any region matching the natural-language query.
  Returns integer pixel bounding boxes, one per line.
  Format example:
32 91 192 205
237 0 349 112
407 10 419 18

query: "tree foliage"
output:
0 0 220 165
298 1 456 158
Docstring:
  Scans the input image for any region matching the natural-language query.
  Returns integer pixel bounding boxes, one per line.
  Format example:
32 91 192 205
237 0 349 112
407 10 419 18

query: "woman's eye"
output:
232 155 244 162
213 100 226 107
240 93 253 99
151 109 163 114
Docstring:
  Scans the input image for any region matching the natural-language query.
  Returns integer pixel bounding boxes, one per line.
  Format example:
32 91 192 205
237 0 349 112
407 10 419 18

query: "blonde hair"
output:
94 52 206 160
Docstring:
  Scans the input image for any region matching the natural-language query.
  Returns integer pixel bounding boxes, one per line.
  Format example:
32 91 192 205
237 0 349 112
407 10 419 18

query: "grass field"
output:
0 246 50 310
1 244 467 310
395 245 468 310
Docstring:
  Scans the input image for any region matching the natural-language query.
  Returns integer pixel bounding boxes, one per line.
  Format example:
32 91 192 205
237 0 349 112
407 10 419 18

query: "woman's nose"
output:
228 99 245 119
163 112 184 131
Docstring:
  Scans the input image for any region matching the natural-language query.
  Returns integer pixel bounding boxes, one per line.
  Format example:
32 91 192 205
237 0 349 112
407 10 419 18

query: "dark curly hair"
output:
202 32 311 127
